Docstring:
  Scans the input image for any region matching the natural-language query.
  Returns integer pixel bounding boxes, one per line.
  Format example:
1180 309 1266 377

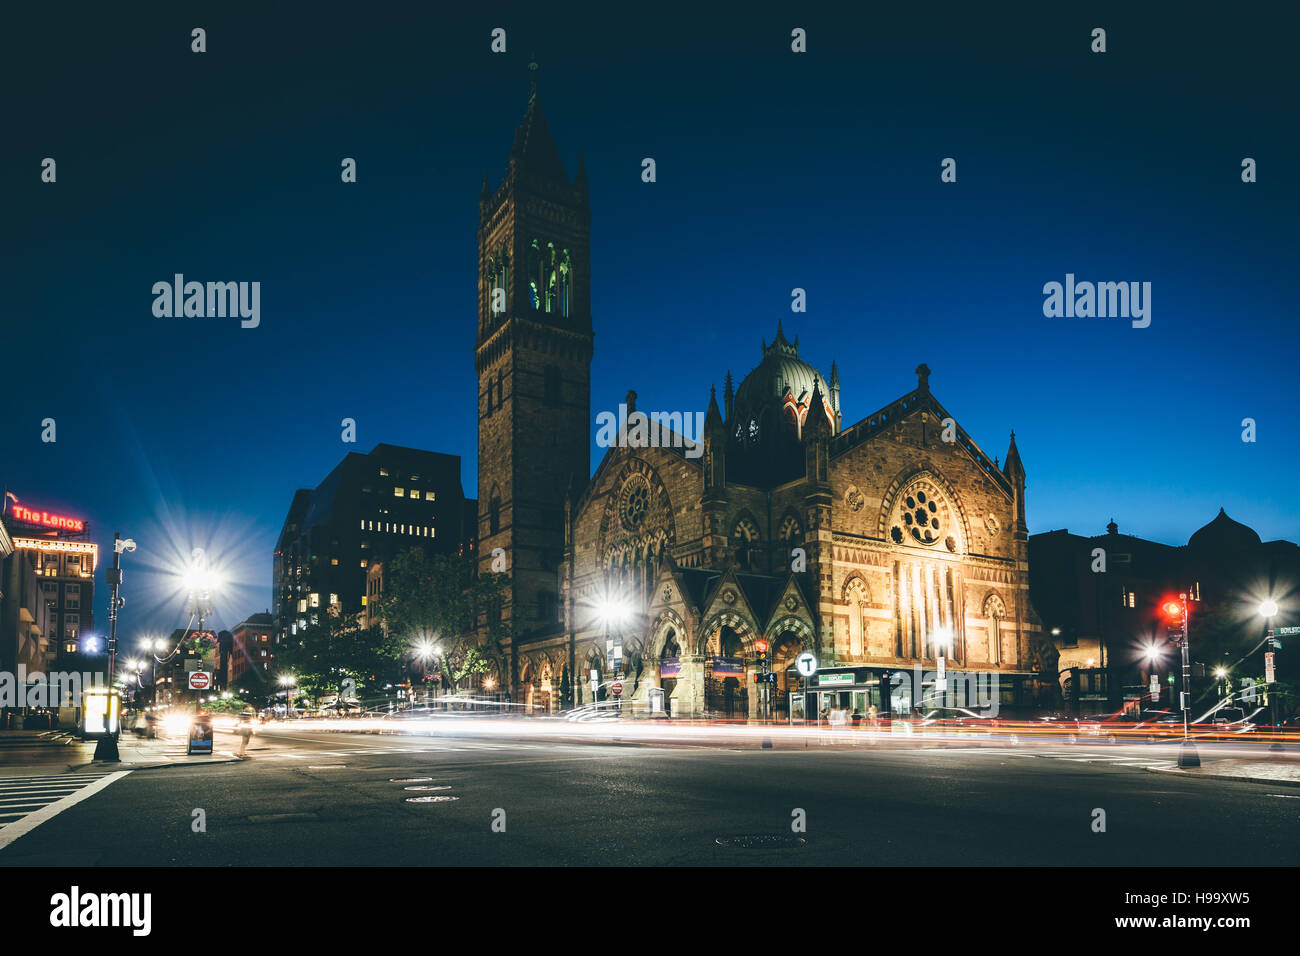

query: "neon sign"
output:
9 505 85 532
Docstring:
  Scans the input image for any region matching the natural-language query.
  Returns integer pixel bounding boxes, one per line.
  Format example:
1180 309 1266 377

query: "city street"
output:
1 727 1297 866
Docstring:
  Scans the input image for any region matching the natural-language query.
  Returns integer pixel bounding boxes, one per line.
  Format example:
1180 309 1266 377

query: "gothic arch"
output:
696 611 759 657
647 608 687 659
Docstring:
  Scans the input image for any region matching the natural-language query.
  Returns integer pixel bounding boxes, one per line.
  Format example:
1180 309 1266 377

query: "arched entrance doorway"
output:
770 629 805 719
705 624 748 719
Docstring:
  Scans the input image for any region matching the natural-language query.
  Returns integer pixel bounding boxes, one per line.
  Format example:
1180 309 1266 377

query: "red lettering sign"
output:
9 504 85 533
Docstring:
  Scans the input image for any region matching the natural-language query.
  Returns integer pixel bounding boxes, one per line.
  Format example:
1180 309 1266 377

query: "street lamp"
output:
597 596 630 711
933 626 953 707
278 674 297 716
1260 601 1284 751
179 549 221 714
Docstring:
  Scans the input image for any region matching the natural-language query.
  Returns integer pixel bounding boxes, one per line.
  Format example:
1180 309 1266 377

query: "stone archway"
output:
766 615 817 719
698 612 760 720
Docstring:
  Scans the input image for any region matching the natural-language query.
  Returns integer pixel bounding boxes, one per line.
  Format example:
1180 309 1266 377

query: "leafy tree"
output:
376 548 512 693
274 609 404 703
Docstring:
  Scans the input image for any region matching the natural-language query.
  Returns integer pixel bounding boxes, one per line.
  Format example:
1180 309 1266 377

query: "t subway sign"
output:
9 504 85 532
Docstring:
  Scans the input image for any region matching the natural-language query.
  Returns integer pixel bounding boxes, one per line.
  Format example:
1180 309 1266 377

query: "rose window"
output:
619 476 650 531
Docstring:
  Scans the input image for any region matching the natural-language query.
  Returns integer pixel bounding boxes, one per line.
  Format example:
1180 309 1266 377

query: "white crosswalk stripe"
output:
914 747 1169 767
0 772 127 838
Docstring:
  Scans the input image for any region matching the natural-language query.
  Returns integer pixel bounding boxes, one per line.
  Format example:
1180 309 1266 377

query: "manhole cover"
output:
404 785 452 791
406 796 459 803
715 835 807 849
390 777 433 783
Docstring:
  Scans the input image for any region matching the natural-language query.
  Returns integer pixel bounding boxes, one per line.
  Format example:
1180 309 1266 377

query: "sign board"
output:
1272 627 1300 637
1149 673 1159 702
1265 652 1276 684
817 673 854 686
188 716 214 755
795 652 817 678
611 681 623 697
189 671 211 690
81 691 120 738
936 656 947 692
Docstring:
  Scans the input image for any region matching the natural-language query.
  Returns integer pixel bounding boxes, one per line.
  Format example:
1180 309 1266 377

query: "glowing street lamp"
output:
1259 601 1284 750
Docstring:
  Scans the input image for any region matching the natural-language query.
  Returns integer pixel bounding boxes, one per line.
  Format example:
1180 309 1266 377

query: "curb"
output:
1145 765 1300 788
70 752 245 771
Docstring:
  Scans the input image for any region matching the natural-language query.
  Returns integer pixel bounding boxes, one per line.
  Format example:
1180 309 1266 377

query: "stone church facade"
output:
476 77 1047 717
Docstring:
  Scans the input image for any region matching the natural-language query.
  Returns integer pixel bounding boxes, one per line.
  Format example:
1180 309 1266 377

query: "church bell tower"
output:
476 65 593 638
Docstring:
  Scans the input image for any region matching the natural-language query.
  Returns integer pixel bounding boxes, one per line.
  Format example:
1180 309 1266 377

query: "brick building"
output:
475 77 1049 716
229 612 275 686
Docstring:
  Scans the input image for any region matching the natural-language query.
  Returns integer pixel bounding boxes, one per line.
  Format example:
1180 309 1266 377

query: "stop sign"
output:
189 671 211 690
612 681 623 697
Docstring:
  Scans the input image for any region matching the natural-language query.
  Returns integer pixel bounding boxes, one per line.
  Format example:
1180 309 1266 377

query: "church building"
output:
476 73 1049 718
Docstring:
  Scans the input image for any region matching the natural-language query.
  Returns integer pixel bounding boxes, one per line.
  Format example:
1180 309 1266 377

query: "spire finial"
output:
528 58 539 98
916 363 931 392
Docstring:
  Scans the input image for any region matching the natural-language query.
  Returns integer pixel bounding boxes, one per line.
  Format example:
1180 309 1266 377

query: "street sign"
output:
1265 652 1276 684
611 681 623 697
1271 626 1300 636
188 671 211 690
817 673 853 685
1149 673 1159 701
795 652 817 678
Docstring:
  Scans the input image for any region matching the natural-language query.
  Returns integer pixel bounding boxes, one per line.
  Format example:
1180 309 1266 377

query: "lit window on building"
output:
310 593 320 608
425 491 435 501
394 487 404 497
331 558 339 566
379 468 389 476
409 489 419 499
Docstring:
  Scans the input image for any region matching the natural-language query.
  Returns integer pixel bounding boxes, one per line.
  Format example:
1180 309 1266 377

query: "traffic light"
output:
755 639 769 668
1161 597 1186 645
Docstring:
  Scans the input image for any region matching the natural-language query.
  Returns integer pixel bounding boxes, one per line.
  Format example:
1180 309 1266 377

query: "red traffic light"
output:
754 640 769 654
1161 599 1185 621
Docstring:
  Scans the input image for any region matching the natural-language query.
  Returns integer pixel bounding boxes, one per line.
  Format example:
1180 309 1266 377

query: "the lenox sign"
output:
8 504 85 532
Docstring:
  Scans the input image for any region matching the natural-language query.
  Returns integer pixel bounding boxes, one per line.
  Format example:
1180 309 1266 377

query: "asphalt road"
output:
1 727 1297 866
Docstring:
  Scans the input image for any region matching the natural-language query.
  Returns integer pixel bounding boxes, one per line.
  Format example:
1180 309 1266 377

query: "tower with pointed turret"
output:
476 65 593 639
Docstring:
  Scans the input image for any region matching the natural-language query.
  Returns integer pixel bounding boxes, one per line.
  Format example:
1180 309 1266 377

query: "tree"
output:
376 548 512 693
274 609 404 704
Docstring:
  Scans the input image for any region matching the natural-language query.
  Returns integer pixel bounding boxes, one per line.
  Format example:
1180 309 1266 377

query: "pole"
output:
93 533 124 762
1178 593 1199 768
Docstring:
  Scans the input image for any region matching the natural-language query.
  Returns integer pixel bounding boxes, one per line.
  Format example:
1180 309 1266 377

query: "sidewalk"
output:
1148 756 1300 787
74 732 244 770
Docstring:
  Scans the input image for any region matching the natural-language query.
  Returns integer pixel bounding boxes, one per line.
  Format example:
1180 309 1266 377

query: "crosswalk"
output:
0 771 130 849
257 741 542 760
922 747 1172 768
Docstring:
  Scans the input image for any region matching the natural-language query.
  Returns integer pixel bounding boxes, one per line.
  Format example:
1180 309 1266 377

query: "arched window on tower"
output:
527 240 541 310
489 491 501 536
732 517 760 572
544 242 557 313
559 251 572 317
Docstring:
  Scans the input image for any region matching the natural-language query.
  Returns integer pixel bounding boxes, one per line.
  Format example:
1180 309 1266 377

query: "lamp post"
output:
1163 596 1199 768
597 597 628 714
94 533 136 763
933 626 953 708
278 674 297 717
1260 601 1283 751
181 550 219 714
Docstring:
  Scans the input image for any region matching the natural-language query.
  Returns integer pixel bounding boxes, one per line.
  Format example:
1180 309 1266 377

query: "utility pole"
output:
93 533 134 762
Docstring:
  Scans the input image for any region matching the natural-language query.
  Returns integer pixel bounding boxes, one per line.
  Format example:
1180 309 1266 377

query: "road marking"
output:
306 765 347 769
403 785 453 791
406 795 459 803
0 771 130 850
1267 793 1300 799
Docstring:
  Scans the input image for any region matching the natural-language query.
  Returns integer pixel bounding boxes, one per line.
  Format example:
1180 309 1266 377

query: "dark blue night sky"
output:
3 3 1297 637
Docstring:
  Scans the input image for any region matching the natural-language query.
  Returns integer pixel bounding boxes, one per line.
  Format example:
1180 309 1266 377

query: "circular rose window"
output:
893 481 952 547
619 476 650 531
